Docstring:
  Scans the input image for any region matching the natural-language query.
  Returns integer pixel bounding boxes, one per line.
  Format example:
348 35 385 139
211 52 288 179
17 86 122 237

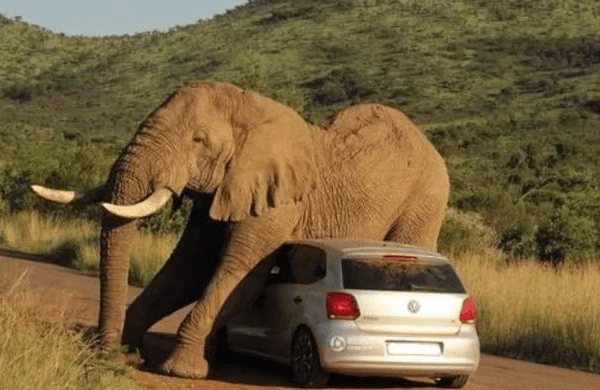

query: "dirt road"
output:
1 250 599 390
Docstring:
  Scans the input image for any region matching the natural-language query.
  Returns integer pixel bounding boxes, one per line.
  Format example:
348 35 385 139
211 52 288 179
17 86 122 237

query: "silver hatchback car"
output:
226 239 480 388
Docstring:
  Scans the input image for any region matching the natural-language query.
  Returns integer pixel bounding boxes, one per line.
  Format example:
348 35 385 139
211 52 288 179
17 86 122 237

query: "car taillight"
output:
326 292 360 320
460 297 477 324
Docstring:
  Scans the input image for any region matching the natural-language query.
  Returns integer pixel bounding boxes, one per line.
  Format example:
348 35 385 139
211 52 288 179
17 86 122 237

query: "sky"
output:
0 0 248 36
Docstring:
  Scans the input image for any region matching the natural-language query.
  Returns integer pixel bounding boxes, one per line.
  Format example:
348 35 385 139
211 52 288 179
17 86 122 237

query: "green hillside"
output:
2 0 600 262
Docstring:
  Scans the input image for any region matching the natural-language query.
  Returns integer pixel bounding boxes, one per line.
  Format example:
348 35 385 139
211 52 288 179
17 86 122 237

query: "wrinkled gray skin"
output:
35 81 449 378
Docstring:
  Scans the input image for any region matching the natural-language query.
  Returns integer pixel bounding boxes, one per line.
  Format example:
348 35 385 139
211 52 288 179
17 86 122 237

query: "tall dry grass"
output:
0 271 137 390
0 211 97 259
454 251 600 372
128 231 179 286
0 211 178 286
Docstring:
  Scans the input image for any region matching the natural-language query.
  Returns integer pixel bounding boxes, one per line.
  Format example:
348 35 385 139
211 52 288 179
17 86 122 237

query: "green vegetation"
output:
3 0 600 262
0 272 138 390
2 0 600 376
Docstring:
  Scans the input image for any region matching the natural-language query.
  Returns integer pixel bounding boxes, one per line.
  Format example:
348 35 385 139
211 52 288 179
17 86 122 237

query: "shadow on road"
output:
0 247 97 276
0 247 49 262
137 331 435 389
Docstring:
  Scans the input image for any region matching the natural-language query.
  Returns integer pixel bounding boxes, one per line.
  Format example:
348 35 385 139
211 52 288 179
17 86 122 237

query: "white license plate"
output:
386 342 442 356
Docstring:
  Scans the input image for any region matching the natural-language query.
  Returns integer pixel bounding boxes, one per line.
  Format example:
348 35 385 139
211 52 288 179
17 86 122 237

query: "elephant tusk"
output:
101 188 172 219
30 184 105 204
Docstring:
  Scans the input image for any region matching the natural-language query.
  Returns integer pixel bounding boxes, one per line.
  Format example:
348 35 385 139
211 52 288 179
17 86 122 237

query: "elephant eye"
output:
193 132 207 145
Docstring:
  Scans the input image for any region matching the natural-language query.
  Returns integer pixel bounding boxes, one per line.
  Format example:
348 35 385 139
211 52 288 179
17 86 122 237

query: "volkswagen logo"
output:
407 300 421 314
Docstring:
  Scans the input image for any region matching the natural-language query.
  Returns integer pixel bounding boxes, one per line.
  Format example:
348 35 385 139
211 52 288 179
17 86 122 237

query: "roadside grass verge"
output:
1 211 599 373
0 271 137 390
455 252 600 373
0 211 178 287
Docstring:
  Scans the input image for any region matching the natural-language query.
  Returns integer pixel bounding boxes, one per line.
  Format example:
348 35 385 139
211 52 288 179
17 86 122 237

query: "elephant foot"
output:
158 347 209 379
122 327 144 351
121 348 144 366
120 334 144 365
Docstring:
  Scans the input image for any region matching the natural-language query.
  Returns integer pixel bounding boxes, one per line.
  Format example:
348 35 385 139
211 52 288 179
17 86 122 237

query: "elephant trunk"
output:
98 214 137 347
97 158 152 348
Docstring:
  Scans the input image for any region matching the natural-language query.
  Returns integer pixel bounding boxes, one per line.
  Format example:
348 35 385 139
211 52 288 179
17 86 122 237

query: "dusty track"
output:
1 250 599 390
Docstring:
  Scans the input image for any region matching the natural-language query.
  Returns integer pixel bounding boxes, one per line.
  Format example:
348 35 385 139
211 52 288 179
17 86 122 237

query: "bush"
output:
536 190 600 263
438 208 498 258
138 196 192 235
219 49 309 114
305 66 375 107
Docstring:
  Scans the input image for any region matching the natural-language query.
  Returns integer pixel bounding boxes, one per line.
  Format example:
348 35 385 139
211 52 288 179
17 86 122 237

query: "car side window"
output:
267 246 296 284
268 244 327 285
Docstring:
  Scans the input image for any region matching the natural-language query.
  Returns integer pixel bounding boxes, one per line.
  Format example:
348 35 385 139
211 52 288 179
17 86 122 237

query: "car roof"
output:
285 238 448 262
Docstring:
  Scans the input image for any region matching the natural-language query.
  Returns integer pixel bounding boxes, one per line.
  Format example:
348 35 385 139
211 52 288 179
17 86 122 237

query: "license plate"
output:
386 342 442 356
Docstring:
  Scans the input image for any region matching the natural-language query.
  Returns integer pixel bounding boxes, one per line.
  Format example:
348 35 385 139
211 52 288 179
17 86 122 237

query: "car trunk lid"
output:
352 291 465 335
341 256 467 336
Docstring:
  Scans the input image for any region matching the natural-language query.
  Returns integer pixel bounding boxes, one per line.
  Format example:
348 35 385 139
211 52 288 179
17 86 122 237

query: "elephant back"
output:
318 103 437 174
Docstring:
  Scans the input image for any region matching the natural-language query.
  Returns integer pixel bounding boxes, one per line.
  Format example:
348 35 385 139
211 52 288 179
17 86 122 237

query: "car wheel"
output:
291 327 330 387
435 375 470 388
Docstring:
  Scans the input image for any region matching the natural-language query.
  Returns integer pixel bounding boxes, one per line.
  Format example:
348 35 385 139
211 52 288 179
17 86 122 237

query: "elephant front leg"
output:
159 209 299 379
121 199 226 362
121 247 219 361
158 265 247 378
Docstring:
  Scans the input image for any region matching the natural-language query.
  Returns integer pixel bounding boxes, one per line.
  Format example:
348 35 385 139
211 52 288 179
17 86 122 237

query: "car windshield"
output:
342 257 466 293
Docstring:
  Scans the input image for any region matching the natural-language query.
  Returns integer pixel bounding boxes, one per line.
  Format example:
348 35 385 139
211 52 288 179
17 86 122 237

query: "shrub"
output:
219 49 308 114
305 66 375 107
438 208 498 258
536 190 600 264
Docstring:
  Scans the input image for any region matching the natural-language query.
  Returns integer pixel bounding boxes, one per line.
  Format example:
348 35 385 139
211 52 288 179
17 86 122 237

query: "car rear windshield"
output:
342 257 466 293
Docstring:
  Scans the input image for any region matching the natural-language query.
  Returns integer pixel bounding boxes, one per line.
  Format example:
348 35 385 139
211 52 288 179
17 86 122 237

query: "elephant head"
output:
32 81 318 348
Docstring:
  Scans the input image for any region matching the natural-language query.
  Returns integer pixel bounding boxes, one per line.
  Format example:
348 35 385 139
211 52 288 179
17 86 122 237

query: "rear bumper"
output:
324 361 477 378
313 321 480 379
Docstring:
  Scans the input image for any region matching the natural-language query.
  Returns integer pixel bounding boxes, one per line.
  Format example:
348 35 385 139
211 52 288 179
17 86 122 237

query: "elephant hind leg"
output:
385 196 446 251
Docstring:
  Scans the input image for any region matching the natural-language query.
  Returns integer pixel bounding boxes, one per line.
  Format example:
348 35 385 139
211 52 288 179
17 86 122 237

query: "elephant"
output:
31 81 449 379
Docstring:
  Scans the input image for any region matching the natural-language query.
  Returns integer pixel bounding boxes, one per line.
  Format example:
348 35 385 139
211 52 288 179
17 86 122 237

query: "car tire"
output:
435 375 470 388
291 327 330 388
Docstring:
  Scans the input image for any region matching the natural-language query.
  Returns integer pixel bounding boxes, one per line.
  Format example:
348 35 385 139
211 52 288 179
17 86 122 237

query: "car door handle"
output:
293 296 303 304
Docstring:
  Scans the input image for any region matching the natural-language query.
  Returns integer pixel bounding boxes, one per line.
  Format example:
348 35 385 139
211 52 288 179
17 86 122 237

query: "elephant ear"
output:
209 102 317 221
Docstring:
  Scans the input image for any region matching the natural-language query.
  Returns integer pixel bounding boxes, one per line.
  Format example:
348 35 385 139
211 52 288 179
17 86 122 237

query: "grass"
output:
455 251 600 373
0 271 137 390
0 211 178 287
129 232 179 287
0 211 98 266
1 210 599 373
3 0 600 263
